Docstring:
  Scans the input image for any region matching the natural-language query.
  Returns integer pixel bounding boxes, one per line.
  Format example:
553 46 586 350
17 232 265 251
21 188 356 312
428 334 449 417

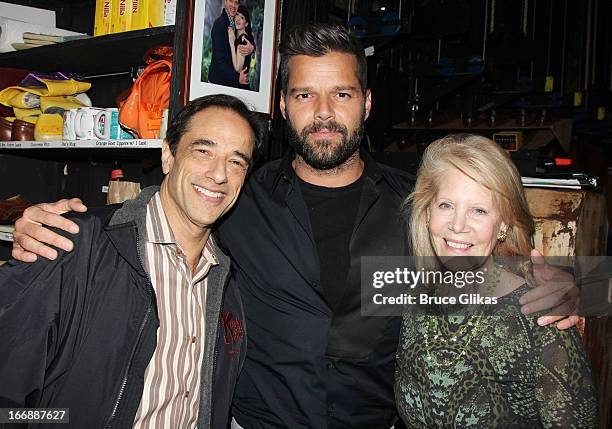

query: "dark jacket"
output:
208 9 240 87
0 187 247 428
217 151 415 428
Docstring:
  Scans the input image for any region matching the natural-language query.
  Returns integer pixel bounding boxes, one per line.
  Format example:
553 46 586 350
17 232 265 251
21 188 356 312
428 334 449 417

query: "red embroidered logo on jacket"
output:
220 311 244 354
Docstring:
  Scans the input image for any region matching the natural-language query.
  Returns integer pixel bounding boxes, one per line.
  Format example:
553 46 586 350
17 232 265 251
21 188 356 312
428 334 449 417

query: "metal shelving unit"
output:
0 26 175 76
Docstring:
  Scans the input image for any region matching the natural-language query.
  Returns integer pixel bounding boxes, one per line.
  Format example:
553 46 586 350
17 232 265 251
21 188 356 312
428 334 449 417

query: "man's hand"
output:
519 249 581 330
238 39 254 56
12 198 87 262
239 67 249 85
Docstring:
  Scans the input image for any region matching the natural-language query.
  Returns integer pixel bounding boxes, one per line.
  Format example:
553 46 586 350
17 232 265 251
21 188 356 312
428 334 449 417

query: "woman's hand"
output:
239 67 249 85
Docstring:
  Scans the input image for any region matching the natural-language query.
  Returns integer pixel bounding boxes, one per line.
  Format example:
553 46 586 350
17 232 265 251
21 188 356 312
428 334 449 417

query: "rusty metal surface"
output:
525 188 607 260
526 188 610 429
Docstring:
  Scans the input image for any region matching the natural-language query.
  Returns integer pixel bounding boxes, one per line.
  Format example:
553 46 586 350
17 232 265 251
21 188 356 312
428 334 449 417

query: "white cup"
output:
75 107 104 140
94 108 120 139
63 108 79 140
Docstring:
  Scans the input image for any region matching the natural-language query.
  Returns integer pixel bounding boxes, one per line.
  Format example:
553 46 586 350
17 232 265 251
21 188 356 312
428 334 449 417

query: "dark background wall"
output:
1 0 610 201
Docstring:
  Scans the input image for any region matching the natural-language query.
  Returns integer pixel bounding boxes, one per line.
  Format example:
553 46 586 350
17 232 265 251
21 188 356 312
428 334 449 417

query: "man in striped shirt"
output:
0 94 261 428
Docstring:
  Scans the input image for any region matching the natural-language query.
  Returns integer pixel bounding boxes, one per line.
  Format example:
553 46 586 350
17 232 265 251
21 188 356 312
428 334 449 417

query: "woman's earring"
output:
497 230 507 243
426 220 430 228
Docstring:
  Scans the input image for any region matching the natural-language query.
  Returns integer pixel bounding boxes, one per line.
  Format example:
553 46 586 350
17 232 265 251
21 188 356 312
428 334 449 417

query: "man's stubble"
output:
285 106 366 171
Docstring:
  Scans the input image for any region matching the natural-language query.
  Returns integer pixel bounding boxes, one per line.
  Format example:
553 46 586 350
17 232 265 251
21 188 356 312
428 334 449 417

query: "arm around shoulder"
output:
0 215 93 407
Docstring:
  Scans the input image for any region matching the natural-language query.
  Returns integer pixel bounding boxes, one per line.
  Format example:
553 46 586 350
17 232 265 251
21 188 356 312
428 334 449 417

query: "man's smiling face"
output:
224 0 239 17
161 107 254 229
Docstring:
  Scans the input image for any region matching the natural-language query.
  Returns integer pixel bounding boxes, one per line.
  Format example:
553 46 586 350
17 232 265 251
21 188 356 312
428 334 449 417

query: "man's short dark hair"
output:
279 23 367 93
166 94 263 164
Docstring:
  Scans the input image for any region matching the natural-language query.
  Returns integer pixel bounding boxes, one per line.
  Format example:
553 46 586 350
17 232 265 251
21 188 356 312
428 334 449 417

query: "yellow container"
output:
130 0 148 30
94 0 104 36
112 0 132 33
34 113 64 141
94 0 114 36
148 0 165 28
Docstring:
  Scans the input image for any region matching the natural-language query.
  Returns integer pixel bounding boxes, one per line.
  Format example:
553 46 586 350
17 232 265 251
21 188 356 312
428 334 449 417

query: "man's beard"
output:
286 110 365 170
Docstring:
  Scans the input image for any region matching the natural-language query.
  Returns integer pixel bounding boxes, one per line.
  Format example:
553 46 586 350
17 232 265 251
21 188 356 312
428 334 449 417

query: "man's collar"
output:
272 148 385 192
145 191 219 263
224 8 235 29
145 192 176 245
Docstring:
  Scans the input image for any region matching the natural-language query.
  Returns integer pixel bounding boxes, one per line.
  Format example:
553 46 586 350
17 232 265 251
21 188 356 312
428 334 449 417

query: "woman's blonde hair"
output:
405 133 534 257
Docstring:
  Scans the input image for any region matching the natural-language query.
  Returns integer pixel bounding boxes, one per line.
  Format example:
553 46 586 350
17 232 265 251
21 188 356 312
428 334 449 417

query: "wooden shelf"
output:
0 26 175 76
392 117 571 131
0 139 162 149
392 118 574 150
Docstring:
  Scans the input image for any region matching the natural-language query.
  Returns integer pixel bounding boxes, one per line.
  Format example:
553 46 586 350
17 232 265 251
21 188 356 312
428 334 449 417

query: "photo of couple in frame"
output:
188 0 281 114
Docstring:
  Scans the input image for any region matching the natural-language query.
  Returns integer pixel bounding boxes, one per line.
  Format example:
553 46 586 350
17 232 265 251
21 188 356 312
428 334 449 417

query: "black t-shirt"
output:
298 172 365 310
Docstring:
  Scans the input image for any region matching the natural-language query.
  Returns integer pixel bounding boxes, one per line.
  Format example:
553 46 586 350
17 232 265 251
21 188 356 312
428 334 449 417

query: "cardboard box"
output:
130 0 147 30
0 2 55 27
111 0 132 33
148 0 165 28
94 0 113 36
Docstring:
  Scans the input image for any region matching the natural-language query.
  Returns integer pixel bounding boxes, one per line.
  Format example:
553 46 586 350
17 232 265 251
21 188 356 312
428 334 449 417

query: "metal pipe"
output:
83 71 131 79
560 0 568 97
482 0 489 60
584 0 593 91
522 0 529 35
532 0 537 40
545 0 553 75
490 0 496 34
591 0 599 85
347 0 352 26
530 0 536 80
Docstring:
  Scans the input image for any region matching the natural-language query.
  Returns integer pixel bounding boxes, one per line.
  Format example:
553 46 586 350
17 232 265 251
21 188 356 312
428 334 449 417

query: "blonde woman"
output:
394 134 598 427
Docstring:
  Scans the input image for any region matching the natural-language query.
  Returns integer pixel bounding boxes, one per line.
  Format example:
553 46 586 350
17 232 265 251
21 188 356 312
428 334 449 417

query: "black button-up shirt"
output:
217 150 415 428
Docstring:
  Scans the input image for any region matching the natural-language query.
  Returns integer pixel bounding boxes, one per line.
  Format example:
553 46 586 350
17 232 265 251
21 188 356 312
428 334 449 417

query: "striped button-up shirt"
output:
133 192 218 428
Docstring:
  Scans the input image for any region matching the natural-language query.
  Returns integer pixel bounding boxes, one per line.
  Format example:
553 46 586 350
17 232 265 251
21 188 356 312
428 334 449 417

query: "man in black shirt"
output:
216 24 578 428
12 23 580 429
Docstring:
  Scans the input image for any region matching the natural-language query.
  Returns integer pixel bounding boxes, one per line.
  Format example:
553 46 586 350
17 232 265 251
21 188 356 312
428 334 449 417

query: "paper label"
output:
545 76 554 92
573 92 583 107
597 107 606 120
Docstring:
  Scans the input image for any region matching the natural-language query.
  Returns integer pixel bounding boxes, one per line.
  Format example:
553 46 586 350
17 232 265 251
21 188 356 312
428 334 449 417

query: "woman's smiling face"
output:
428 167 506 258
235 12 248 31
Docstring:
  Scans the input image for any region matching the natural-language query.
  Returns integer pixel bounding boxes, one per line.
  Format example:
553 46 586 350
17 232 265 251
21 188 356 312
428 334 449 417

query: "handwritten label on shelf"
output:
0 142 24 149
30 141 52 148
94 140 152 147
0 139 163 149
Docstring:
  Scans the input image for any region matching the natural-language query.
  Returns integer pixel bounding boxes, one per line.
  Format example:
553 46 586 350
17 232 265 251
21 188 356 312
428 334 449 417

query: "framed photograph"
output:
182 0 282 115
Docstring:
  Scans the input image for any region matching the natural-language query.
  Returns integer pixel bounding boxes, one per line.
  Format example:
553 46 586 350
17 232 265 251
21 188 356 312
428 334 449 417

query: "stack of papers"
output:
12 32 90 50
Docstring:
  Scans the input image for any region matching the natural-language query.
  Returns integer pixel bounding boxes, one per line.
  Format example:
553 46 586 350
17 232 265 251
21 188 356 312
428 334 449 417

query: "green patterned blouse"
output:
394 284 598 428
